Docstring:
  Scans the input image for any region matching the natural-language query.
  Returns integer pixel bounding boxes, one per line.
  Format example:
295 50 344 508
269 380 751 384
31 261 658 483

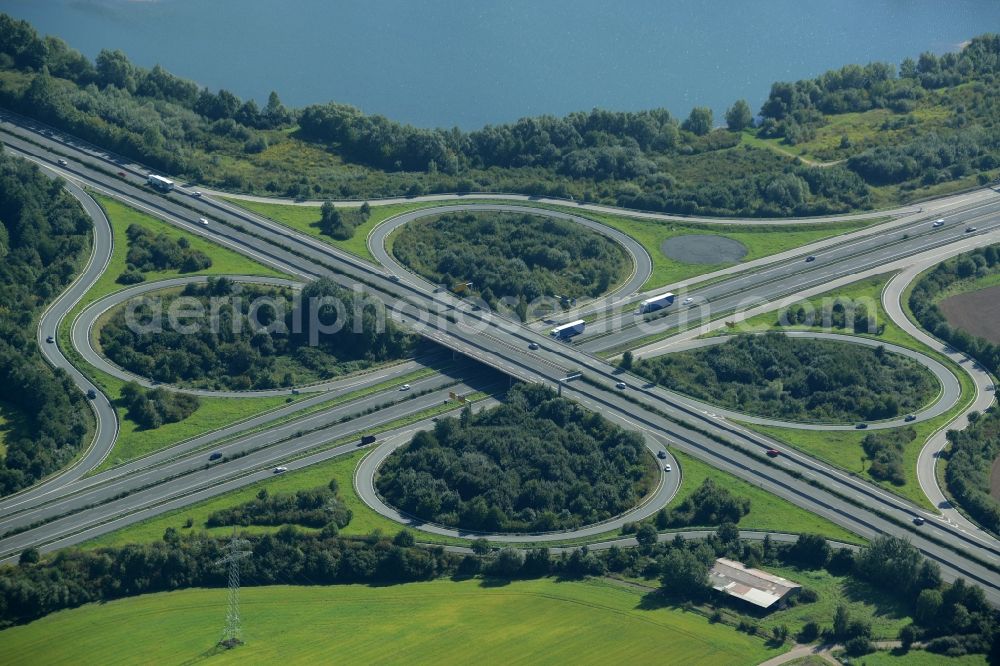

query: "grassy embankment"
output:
739 88 989 207
56 195 334 471
224 196 884 292
730 273 977 509
0 578 784 665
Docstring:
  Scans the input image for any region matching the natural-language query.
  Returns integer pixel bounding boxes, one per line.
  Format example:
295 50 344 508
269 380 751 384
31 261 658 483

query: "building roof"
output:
709 557 801 609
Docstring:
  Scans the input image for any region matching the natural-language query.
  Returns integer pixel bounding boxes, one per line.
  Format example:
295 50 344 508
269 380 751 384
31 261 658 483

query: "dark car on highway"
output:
209 451 223 461
766 448 780 457
805 255 816 262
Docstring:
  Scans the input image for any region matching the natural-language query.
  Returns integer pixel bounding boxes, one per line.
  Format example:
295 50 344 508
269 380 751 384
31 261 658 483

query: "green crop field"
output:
0 579 785 665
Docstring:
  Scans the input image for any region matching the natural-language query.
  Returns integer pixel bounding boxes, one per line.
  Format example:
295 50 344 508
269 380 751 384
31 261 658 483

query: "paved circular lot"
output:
661 234 748 264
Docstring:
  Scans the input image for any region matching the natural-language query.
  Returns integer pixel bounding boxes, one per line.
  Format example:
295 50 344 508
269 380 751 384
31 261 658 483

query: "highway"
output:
3 117 1000 602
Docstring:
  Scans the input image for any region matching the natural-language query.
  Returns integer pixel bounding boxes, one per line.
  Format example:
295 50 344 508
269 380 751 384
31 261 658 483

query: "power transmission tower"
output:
215 529 252 649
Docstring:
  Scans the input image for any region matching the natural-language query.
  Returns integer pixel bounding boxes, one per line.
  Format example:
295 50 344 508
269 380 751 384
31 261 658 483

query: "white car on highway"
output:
932 219 945 228
682 297 694 306
273 466 288 474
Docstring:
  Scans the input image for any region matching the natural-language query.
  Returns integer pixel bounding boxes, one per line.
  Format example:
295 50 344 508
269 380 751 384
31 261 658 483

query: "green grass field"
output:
0 579 785 665
88 194 289 307
722 272 976 510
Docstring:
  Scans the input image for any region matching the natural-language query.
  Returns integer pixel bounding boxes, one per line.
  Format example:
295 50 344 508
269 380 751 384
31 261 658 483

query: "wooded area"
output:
944 408 1000 537
376 384 654 532
99 278 414 390
0 151 90 496
116 223 211 285
392 211 630 305
631 333 936 422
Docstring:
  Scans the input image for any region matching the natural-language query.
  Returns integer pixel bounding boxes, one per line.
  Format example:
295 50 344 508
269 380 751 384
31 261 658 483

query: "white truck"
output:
147 174 174 192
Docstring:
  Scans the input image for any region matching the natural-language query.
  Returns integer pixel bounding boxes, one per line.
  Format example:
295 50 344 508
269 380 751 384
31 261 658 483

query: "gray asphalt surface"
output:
661 234 748 263
367 203 653 303
575 198 1000 353
0 377 499 561
645 331 961 431
4 118 1000 602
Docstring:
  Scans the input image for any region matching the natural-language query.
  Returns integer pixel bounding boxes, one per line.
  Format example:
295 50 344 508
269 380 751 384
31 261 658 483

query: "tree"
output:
620 350 634 370
95 49 136 91
18 548 39 566
899 624 917 651
393 530 415 547
682 107 714 136
725 100 753 131
635 523 658 549
489 548 524 578
915 588 943 625
471 538 491 556
659 548 710 599
788 533 830 568
833 604 850 639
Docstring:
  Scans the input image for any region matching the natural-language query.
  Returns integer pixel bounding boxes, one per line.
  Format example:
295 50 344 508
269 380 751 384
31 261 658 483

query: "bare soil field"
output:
939 285 1000 345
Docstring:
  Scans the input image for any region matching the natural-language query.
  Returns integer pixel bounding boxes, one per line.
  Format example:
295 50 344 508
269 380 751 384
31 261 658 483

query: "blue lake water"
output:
3 0 998 129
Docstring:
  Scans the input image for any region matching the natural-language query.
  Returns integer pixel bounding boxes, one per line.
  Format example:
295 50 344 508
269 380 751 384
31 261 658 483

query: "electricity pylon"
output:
215 529 252 648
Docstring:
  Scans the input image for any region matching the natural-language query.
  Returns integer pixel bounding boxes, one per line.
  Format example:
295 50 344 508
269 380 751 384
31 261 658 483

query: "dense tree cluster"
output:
393 211 629 304
759 35 1000 134
116 223 212 284
657 478 750 527
632 333 936 422
943 407 1000 537
909 244 1000 376
318 200 370 240
376 384 653 532
861 427 917 486
0 151 90 496
0 530 460 628
778 298 882 335
854 536 997 657
207 481 352 530
119 382 199 430
100 278 414 390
